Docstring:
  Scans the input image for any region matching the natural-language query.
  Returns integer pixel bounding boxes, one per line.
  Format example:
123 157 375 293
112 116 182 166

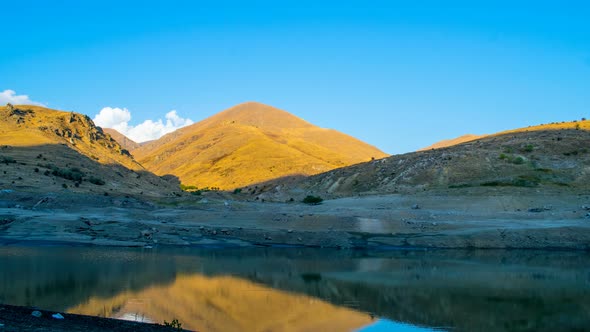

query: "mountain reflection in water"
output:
0 246 588 332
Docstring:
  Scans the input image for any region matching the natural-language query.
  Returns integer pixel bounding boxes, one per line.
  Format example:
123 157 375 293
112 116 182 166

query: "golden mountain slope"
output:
261 120 590 199
133 102 388 189
0 104 178 196
103 128 140 151
68 274 372 332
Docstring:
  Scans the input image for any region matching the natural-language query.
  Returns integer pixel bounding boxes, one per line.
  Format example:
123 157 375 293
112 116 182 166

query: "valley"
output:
1 103 589 251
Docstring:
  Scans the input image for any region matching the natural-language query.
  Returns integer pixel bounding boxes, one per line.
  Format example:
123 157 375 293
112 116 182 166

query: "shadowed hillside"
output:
133 102 388 190
260 122 590 199
0 104 179 196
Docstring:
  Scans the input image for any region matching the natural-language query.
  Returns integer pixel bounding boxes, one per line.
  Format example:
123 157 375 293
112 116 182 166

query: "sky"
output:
2 0 589 154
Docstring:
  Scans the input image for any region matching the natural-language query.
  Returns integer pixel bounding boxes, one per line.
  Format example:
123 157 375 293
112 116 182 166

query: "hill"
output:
259 120 590 199
133 102 388 190
0 104 179 196
103 128 140 151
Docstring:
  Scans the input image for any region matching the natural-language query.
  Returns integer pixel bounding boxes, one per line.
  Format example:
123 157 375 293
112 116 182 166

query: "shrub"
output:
522 145 534 152
52 167 84 181
180 184 198 191
448 183 471 189
303 195 323 205
0 156 16 165
233 188 242 194
164 319 183 331
512 157 525 165
88 177 105 185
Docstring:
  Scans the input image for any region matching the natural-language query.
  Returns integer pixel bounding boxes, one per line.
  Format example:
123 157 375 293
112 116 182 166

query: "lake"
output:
0 245 588 331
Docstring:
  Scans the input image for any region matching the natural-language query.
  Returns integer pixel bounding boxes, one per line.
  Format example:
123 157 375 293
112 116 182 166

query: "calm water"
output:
0 245 588 332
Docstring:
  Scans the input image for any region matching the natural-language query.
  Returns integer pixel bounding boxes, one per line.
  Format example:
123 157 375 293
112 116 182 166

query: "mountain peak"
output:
207 102 311 130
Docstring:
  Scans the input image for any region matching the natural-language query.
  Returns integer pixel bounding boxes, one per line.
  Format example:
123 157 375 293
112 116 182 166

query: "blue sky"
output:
2 1 589 153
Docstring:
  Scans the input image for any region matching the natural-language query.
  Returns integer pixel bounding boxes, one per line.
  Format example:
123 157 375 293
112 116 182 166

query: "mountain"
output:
103 128 140 151
419 134 485 151
0 104 179 196
133 102 388 189
259 120 590 199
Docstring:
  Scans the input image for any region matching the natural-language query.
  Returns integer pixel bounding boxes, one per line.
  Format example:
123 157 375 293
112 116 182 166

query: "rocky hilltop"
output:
133 102 388 190
0 104 179 197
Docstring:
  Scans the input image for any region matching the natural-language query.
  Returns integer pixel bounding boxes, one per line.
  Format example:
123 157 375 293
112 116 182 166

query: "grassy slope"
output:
133 102 388 189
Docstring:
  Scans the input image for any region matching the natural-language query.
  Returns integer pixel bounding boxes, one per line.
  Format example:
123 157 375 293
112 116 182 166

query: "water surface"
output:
0 245 588 331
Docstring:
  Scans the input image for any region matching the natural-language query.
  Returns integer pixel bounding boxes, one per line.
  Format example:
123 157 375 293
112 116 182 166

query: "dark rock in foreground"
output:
0 304 191 332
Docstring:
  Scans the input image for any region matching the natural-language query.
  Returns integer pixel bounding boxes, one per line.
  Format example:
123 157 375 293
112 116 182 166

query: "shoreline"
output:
1 189 589 251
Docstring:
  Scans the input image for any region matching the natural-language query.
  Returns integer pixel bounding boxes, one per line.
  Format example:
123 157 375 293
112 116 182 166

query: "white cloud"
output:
0 89 44 106
93 107 193 142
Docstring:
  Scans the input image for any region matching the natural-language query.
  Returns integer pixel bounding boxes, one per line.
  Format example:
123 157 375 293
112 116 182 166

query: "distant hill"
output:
419 134 485 151
259 120 590 199
103 128 140 151
419 119 588 151
0 104 179 196
133 102 388 189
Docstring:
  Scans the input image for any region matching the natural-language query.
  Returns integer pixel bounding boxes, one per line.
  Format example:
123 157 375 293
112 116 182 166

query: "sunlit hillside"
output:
133 102 388 190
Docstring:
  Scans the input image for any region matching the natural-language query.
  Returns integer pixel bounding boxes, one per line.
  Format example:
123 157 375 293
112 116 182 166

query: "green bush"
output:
180 184 198 191
164 319 183 331
512 157 525 165
0 156 16 165
52 167 84 181
88 177 105 185
303 195 323 205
